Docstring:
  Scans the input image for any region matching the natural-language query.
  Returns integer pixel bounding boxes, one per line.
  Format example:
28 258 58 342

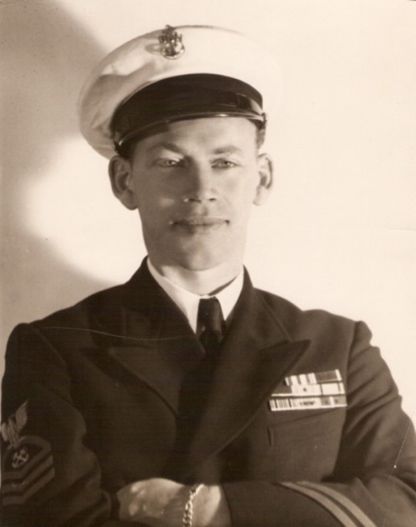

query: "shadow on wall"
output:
0 1 107 359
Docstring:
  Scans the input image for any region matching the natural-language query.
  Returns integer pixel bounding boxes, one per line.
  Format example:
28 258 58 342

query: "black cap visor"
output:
111 74 266 154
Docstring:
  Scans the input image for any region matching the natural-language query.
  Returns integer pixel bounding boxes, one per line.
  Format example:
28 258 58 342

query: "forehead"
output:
131 117 258 155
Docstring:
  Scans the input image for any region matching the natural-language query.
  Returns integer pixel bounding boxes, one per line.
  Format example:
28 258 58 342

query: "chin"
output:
175 249 226 271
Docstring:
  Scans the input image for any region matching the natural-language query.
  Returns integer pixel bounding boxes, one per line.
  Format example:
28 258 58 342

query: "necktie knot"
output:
197 297 225 352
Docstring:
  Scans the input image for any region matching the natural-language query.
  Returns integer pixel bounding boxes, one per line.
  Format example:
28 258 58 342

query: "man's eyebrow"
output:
146 143 244 154
147 142 183 153
211 145 243 154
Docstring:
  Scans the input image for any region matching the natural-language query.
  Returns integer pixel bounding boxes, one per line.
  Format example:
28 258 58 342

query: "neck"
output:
150 259 243 295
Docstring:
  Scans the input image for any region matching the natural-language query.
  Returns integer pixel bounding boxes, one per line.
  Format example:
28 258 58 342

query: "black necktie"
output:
197 297 225 354
165 299 225 475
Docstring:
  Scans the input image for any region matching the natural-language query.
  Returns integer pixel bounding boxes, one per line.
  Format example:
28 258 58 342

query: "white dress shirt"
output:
147 259 244 333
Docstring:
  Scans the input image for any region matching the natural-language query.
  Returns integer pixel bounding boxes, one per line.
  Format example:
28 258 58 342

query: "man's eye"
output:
155 158 182 168
212 159 238 169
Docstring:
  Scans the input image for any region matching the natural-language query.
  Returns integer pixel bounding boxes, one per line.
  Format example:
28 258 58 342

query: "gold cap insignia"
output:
159 25 185 59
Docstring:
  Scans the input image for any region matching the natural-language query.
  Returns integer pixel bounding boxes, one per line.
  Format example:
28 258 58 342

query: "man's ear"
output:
108 156 137 210
253 153 273 206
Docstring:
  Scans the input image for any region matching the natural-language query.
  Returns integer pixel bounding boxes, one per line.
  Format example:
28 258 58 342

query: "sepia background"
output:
1 0 415 421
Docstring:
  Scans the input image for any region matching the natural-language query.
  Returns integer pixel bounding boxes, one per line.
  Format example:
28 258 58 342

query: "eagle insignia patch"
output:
1 401 28 448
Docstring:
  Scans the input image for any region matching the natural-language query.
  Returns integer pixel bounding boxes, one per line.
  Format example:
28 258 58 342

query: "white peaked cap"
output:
78 25 279 158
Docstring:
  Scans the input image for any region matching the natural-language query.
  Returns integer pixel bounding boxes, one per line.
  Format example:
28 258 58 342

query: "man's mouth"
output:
170 216 228 233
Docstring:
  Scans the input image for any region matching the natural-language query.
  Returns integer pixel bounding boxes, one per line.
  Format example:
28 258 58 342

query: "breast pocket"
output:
267 408 346 481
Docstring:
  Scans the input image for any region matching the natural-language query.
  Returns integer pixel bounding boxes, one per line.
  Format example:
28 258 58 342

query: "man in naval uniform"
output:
1 25 416 527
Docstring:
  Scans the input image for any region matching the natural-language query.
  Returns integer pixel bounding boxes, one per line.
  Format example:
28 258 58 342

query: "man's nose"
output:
183 164 217 203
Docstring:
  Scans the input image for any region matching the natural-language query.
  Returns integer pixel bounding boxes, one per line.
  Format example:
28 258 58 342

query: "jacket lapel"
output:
177 273 309 479
106 262 204 414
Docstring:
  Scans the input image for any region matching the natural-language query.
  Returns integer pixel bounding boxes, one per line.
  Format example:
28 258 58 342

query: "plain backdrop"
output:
1 0 415 421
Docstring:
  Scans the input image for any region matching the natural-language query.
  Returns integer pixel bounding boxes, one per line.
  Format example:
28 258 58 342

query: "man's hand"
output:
117 477 186 526
116 478 231 526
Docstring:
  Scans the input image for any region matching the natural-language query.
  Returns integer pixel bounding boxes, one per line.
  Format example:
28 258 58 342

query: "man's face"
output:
111 117 272 271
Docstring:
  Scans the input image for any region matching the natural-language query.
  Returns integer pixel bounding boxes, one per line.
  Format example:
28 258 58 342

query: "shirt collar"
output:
147 259 244 333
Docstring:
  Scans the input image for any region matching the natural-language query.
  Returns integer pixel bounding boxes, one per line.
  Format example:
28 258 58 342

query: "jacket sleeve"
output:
1 323 137 527
222 321 416 527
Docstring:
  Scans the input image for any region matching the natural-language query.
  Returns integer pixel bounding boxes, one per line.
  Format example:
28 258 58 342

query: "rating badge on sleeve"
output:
1 401 55 506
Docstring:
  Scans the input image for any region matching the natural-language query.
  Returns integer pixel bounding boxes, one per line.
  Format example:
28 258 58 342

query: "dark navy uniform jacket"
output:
2 261 416 526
